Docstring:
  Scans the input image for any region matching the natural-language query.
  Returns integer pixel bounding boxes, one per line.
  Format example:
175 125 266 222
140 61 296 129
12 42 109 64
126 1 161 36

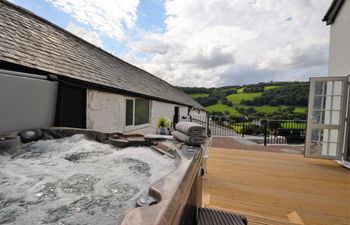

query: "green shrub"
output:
157 117 171 128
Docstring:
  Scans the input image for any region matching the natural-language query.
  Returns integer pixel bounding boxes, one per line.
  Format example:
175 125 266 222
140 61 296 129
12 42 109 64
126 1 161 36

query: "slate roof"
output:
0 0 205 110
322 0 345 25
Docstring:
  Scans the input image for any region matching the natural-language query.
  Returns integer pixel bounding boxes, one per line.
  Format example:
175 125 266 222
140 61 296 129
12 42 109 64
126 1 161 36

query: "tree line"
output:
241 84 309 107
178 81 309 108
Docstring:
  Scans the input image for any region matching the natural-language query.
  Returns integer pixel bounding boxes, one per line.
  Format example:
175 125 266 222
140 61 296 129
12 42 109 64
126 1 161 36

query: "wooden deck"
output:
203 147 350 225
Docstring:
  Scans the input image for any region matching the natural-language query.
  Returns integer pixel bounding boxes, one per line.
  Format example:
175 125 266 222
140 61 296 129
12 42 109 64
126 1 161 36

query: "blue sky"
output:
12 0 166 56
10 0 331 87
14 0 166 34
138 0 165 31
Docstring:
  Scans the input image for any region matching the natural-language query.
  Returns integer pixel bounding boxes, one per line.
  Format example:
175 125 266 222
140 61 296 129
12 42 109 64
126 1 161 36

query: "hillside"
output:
179 81 309 119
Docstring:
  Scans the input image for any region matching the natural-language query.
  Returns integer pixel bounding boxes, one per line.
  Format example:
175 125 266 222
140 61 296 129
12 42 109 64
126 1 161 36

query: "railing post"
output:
242 118 245 138
206 114 210 136
264 119 268 146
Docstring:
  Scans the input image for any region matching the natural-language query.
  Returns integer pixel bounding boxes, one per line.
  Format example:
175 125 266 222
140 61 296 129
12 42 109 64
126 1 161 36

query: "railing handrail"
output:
180 114 306 145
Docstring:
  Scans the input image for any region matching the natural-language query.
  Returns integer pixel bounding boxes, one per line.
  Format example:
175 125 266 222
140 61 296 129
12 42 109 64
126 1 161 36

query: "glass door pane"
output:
305 77 348 159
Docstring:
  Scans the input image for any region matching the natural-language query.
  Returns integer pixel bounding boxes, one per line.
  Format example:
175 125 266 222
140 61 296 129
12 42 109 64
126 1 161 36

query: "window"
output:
125 98 150 127
125 99 134 126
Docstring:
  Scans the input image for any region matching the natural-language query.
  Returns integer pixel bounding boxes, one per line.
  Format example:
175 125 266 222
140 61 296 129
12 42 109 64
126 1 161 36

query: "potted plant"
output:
157 117 171 135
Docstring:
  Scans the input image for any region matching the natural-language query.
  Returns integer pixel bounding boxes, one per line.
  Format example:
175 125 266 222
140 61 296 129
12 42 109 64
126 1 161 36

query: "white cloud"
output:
130 0 330 87
131 33 170 55
46 0 140 40
67 23 103 47
257 39 329 71
45 0 331 87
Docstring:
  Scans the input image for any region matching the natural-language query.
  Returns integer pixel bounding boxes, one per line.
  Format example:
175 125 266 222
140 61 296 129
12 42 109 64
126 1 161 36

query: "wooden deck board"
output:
203 148 350 225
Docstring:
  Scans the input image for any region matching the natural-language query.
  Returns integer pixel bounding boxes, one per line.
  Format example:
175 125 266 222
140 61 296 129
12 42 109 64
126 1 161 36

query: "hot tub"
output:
0 128 203 225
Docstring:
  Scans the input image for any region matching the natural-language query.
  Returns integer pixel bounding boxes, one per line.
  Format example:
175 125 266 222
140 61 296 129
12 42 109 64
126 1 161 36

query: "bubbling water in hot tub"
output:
0 134 177 225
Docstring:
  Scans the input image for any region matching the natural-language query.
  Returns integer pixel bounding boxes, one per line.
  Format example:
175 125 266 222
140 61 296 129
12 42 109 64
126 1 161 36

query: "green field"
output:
255 105 285 113
264 85 280 90
207 103 241 115
294 107 307 113
190 93 209 98
236 87 245 93
236 85 279 94
207 102 306 116
281 121 306 129
256 106 306 114
231 121 306 133
226 92 262 105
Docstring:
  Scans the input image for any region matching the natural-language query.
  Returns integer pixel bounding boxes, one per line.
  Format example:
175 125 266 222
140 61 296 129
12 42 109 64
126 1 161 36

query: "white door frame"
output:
305 76 349 160
343 75 350 162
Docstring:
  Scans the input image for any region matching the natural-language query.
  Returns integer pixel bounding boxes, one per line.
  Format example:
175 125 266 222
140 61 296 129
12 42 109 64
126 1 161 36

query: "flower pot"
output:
159 127 166 135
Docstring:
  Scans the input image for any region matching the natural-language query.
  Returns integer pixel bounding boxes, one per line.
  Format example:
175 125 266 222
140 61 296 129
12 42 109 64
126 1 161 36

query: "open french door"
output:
305 76 349 160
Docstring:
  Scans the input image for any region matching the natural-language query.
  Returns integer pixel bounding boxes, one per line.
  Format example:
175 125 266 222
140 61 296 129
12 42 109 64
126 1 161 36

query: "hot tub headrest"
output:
18 129 43 143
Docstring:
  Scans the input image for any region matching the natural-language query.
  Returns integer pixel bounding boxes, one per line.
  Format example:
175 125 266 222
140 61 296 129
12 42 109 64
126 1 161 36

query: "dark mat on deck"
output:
198 208 247 225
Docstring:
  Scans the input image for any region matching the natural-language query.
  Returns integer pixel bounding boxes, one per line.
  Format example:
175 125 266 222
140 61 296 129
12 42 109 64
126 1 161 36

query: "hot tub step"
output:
198 208 247 225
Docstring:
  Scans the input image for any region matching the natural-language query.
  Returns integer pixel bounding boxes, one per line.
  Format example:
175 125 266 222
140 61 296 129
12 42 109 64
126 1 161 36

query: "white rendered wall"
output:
188 108 208 124
328 0 350 76
86 89 125 133
326 1 350 159
189 108 207 117
86 89 191 134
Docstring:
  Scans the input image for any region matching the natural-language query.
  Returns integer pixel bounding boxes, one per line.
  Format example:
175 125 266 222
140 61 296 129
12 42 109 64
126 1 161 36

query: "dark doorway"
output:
55 83 86 128
173 106 179 128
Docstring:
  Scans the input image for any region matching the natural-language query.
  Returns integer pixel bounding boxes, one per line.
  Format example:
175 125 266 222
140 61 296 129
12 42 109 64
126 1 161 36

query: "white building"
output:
305 0 350 168
0 1 206 135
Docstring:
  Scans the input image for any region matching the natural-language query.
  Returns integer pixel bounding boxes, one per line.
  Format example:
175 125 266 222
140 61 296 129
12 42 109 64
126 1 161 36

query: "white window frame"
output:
305 76 349 160
343 75 350 164
124 97 151 131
